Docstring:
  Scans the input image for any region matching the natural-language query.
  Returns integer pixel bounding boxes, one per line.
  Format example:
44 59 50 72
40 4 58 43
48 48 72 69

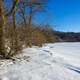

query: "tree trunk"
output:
0 0 4 55
12 9 18 54
28 5 33 27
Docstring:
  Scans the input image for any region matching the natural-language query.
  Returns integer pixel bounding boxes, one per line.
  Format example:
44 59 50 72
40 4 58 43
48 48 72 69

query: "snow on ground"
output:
0 42 80 80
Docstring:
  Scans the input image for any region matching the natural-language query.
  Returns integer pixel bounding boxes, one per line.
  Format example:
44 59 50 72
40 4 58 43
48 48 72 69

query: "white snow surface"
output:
0 42 80 80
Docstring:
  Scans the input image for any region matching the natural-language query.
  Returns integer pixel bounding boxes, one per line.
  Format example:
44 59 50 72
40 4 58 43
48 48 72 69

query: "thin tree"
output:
26 0 48 47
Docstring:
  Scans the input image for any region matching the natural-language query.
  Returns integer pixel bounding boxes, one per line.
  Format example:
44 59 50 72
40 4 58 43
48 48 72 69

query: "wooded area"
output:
0 0 58 59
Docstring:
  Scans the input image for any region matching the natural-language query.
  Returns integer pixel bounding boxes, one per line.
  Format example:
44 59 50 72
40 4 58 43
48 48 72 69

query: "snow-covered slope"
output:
0 42 80 80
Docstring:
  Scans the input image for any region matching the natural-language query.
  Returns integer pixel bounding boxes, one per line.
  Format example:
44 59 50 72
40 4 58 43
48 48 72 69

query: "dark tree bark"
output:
0 0 5 56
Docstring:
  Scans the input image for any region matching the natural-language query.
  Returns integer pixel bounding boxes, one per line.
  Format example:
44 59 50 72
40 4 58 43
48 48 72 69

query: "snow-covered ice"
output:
0 42 80 80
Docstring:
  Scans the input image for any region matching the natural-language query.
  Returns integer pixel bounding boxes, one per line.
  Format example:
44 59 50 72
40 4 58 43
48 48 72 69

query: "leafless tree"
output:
0 0 19 58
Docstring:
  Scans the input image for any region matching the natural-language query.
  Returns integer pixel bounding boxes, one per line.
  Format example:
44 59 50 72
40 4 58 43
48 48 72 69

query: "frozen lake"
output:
0 42 80 80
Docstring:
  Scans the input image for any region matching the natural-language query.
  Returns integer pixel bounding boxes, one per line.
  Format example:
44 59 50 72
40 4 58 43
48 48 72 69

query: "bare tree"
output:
17 0 47 27
0 0 19 58
25 0 48 46
27 0 47 27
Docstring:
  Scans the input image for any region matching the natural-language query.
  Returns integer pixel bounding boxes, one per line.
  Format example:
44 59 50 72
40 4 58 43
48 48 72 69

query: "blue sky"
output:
6 0 80 32
34 0 80 32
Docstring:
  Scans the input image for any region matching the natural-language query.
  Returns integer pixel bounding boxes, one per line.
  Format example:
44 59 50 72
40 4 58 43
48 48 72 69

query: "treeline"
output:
55 31 80 42
0 0 58 59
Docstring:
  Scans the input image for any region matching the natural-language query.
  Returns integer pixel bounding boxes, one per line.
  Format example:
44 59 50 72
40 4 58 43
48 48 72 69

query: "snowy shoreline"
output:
0 42 80 80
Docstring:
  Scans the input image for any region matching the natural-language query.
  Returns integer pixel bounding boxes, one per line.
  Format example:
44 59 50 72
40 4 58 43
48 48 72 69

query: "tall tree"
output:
0 0 19 58
26 0 47 46
0 0 4 56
